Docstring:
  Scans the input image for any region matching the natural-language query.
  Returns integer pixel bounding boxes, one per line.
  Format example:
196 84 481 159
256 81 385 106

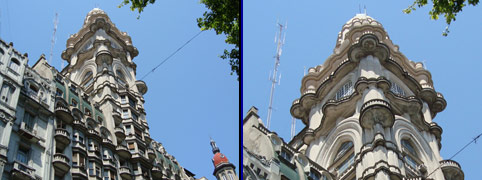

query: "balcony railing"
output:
18 122 40 143
54 128 71 150
11 161 36 180
119 166 132 180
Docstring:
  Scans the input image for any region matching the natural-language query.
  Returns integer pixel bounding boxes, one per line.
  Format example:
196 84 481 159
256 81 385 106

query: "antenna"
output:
422 60 428 70
266 22 287 130
290 116 296 140
49 13 59 65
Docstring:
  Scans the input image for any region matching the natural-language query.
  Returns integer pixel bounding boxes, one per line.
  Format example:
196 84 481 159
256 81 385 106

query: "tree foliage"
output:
403 0 479 36
120 0 240 80
197 0 240 80
119 0 156 15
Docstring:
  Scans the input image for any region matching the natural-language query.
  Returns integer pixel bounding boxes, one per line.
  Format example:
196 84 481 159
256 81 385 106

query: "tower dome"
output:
212 152 230 168
210 139 238 180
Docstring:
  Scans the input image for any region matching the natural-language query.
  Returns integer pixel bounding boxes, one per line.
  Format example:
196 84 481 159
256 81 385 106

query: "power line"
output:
140 30 204 80
426 132 482 178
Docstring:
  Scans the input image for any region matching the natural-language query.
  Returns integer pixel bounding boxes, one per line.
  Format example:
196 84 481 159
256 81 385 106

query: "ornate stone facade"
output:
243 14 464 180
0 8 200 180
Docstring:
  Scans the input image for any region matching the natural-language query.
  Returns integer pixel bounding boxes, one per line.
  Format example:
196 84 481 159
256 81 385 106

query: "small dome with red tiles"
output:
212 152 229 168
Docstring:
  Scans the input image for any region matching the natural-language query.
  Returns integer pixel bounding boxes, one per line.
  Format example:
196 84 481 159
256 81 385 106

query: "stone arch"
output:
393 118 434 164
112 62 132 82
74 63 97 83
313 117 362 167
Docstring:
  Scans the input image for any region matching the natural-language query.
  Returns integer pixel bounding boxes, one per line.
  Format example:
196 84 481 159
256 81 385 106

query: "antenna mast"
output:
266 22 286 130
290 116 296 140
49 13 59 65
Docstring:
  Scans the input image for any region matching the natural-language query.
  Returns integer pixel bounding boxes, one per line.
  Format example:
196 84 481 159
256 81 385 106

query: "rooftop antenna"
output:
364 5 367 15
290 116 296 140
49 13 59 65
422 60 428 70
266 21 286 130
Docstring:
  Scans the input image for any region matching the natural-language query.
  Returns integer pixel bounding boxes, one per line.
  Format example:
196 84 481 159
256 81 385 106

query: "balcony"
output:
55 104 73 124
54 128 71 150
440 160 464 180
115 127 126 141
18 122 40 143
113 111 122 126
116 145 132 159
119 166 132 180
144 135 152 144
71 165 88 179
147 148 156 160
359 99 394 129
102 138 116 150
11 161 36 180
87 129 102 141
53 153 71 176
73 120 87 132
151 165 162 178
102 158 116 169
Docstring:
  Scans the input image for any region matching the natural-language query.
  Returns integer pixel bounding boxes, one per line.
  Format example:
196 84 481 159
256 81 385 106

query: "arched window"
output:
82 71 94 88
401 139 419 170
9 58 20 72
116 70 127 85
335 81 354 100
390 81 406 96
334 141 354 176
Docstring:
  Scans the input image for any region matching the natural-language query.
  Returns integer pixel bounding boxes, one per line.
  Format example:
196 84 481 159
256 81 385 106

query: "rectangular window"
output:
126 125 132 134
79 154 85 168
121 95 127 104
122 109 129 118
9 59 20 72
0 82 14 104
16 145 29 164
128 143 135 153
132 113 138 121
104 171 109 180
23 112 35 132
135 128 142 139
72 153 78 166
133 164 139 175
129 97 136 108
89 161 94 175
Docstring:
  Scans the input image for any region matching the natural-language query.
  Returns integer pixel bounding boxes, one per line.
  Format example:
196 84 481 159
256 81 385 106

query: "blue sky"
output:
243 0 482 179
1 0 238 179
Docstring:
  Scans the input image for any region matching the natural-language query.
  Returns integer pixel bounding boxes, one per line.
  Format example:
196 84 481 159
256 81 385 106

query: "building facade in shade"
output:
0 8 201 180
243 14 464 180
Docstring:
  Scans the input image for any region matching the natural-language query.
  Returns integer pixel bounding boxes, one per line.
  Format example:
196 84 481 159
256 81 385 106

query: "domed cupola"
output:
210 139 238 180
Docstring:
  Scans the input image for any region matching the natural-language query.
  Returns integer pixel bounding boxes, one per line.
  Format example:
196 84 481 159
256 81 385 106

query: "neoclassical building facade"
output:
0 8 205 180
243 14 464 180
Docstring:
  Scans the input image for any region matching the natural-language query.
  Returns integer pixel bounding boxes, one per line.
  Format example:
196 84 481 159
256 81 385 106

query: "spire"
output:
210 137 220 154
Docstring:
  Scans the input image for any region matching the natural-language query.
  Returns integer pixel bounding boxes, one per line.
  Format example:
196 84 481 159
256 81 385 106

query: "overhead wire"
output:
140 30 204 80
426 132 482 178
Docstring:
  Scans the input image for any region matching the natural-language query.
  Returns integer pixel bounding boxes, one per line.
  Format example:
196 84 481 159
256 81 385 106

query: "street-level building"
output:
243 14 464 180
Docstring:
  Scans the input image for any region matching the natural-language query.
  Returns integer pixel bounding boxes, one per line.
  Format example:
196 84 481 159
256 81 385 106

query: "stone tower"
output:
243 14 464 180
211 139 238 180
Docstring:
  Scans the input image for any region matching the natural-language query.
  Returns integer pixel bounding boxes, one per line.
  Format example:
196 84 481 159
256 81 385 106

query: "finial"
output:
210 137 220 154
